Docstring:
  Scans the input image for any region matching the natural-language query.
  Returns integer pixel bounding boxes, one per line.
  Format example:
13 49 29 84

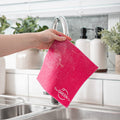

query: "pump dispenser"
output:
90 27 107 72
80 27 87 39
95 27 102 39
75 27 91 58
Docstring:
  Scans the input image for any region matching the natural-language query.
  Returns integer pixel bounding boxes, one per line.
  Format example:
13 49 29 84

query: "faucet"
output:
52 16 69 36
43 16 69 105
51 16 69 105
43 91 59 105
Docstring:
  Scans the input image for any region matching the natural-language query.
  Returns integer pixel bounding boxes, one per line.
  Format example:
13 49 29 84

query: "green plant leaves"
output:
12 16 49 34
100 22 120 54
0 15 49 35
0 15 10 34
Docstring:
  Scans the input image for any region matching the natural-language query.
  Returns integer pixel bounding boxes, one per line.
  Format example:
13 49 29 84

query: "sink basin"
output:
0 103 51 120
0 104 31 119
1 103 120 120
20 103 120 120
0 95 53 120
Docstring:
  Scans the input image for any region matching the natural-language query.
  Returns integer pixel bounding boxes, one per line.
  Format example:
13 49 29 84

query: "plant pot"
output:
115 54 120 74
16 49 45 69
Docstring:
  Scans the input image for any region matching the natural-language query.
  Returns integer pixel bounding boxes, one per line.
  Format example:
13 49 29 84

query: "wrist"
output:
24 33 40 49
31 32 43 49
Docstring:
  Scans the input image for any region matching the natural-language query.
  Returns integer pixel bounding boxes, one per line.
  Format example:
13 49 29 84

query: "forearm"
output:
0 29 71 57
0 33 36 57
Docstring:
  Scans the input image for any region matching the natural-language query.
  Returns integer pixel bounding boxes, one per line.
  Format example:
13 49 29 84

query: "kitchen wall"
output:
30 15 108 40
5 15 109 68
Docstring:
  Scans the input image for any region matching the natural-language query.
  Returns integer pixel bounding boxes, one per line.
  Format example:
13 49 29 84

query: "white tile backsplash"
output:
73 79 102 105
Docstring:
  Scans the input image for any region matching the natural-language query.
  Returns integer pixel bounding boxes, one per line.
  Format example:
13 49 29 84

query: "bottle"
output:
75 27 90 58
90 27 107 72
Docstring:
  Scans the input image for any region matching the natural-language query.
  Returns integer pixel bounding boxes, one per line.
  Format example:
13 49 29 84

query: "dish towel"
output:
37 40 98 107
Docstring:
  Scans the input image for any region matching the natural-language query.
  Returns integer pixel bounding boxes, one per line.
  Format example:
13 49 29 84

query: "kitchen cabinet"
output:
0 0 120 19
80 0 120 15
6 73 28 96
0 0 29 19
73 79 103 105
29 75 45 97
6 69 120 108
104 80 120 107
5 70 49 98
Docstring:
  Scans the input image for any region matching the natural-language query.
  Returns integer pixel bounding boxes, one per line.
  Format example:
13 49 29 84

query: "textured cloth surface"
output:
37 40 98 107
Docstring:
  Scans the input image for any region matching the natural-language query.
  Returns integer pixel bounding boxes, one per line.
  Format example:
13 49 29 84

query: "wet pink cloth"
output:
37 40 98 107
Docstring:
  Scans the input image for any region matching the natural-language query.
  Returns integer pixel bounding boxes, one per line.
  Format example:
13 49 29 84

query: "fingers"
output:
50 29 72 41
53 34 66 41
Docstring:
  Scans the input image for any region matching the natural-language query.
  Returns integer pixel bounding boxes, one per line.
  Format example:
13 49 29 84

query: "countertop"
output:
6 69 120 81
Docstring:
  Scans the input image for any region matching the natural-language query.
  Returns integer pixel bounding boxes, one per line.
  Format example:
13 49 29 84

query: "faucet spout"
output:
52 16 69 36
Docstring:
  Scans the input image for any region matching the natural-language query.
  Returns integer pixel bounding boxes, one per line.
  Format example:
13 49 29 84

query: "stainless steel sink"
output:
0 95 120 120
1 98 120 120
19 103 120 120
0 104 31 119
0 95 53 120
0 103 52 120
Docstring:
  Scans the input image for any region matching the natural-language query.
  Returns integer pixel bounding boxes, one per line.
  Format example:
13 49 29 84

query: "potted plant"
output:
0 15 10 94
100 22 120 73
0 15 10 34
12 16 49 69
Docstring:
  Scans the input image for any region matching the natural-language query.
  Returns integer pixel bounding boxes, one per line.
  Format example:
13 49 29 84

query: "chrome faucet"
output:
43 16 69 105
52 16 69 36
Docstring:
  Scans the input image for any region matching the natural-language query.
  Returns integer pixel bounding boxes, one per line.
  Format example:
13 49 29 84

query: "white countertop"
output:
6 69 40 75
6 69 120 81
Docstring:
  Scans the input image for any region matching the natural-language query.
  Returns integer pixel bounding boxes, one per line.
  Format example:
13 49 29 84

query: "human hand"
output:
0 29 71 57
34 29 71 49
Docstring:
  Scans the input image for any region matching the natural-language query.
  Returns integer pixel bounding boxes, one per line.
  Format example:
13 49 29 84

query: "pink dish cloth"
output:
37 39 98 107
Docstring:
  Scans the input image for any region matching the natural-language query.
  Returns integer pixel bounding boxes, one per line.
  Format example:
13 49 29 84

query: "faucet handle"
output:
52 16 69 36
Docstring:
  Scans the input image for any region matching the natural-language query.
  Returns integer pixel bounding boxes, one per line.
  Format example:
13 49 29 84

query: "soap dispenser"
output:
75 27 90 58
90 27 107 72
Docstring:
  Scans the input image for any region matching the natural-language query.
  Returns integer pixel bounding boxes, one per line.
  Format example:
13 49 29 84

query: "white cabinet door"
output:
73 79 103 105
81 0 120 6
104 80 120 107
1 0 120 18
81 0 120 15
74 79 102 105
29 75 45 97
6 74 28 96
0 4 29 19
28 0 81 17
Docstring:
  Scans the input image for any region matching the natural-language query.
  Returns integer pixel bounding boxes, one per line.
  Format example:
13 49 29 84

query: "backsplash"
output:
6 15 108 40
33 15 108 40
5 15 108 69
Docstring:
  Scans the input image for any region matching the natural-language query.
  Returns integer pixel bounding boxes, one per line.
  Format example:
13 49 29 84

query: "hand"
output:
34 29 71 49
